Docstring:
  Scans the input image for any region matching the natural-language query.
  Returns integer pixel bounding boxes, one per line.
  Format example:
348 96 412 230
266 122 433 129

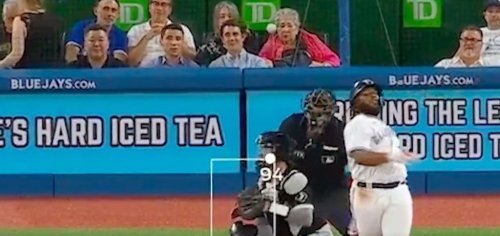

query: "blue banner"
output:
1 67 500 174
0 68 242 93
244 67 500 90
247 90 500 172
0 93 240 174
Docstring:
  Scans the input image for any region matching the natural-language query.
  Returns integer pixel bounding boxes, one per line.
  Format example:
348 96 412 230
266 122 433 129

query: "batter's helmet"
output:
349 79 384 107
256 131 296 163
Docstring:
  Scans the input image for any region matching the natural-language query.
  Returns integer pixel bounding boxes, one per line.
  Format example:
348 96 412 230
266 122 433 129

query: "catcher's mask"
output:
303 89 336 137
255 131 295 169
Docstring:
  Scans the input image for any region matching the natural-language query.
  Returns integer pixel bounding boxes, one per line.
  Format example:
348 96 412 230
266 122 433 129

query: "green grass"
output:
0 228 499 235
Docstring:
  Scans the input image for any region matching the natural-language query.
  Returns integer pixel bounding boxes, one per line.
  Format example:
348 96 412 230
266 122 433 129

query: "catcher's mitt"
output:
237 185 266 220
229 221 258 236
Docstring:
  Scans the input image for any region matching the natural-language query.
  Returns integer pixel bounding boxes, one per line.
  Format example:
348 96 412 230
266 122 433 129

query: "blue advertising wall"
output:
0 67 499 196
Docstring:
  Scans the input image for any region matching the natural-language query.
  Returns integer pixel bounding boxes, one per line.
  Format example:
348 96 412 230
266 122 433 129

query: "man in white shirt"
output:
209 20 271 69
435 25 497 68
127 0 196 67
481 0 500 61
343 79 419 236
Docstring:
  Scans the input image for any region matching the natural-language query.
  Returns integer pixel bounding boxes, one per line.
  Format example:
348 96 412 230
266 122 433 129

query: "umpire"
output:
278 89 353 236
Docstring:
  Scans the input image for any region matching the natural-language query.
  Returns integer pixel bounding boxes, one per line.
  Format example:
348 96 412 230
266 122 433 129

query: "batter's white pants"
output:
350 183 413 236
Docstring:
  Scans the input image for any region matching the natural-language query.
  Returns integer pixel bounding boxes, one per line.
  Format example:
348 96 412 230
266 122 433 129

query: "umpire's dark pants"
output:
311 187 352 236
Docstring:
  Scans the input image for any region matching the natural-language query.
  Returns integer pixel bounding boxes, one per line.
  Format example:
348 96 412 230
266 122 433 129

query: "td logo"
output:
117 0 149 31
242 0 281 31
403 0 442 28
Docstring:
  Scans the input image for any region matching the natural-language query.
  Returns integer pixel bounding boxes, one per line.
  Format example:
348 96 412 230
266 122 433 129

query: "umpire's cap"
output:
256 131 296 162
349 79 384 106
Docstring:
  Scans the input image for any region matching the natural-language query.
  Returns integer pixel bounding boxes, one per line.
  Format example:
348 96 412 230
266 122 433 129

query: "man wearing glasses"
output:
435 25 498 68
127 0 196 67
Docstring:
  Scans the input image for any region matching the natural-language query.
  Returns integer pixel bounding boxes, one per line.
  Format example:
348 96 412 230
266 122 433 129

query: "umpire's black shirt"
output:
279 113 348 195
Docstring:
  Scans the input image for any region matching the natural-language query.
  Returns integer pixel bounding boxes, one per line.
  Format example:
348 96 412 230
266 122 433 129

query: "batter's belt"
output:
356 180 407 189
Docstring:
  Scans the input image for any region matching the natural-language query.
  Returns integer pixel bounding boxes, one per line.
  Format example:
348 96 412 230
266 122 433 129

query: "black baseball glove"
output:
237 185 267 220
229 221 258 236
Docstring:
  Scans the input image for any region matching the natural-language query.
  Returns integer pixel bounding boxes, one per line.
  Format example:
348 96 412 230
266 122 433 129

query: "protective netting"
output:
0 0 490 66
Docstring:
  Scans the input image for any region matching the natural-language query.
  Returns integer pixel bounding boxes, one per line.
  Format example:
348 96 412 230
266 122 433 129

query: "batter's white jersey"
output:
344 113 407 183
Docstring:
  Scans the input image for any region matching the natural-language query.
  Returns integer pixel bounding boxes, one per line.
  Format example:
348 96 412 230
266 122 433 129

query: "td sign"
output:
242 0 281 31
403 0 442 28
117 0 148 31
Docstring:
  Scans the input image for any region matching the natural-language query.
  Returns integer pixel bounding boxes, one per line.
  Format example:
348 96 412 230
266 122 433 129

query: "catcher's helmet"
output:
256 131 295 163
349 79 384 107
303 88 336 113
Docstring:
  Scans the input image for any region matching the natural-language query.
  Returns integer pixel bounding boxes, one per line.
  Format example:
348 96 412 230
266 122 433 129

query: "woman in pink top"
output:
259 8 341 67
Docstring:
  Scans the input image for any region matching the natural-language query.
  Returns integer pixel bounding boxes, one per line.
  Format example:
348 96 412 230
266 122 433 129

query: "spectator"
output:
435 25 497 68
0 0 64 69
0 0 15 59
65 0 127 63
209 20 270 69
259 8 341 67
195 1 259 66
143 24 198 68
67 24 127 69
2 0 16 35
481 0 500 61
127 0 196 67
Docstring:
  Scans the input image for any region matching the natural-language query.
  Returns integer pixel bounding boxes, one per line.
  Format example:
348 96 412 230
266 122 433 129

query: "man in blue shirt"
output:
143 24 198 68
209 20 271 69
67 24 127 69
65 0 128 63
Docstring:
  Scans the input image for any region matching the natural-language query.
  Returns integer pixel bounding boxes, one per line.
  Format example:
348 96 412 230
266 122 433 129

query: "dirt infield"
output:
0 195 499 228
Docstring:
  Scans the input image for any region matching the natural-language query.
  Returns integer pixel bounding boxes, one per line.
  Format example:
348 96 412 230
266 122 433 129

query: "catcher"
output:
230 131 333 236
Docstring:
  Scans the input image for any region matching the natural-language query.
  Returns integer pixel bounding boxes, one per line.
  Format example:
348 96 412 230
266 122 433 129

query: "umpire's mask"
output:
303 89 336 140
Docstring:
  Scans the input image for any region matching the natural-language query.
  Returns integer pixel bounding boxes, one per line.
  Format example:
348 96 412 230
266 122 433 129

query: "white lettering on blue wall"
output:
110 116 167 147
424 99 467 126
174 115 224 147
433 133 482 160
473 99 500 125
36 116 104 147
